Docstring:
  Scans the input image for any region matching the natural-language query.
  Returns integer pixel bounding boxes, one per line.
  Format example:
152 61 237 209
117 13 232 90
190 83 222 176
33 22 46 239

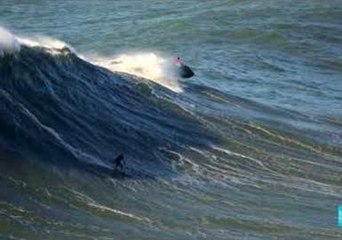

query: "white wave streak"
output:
211 145 266 168
88 203 152 223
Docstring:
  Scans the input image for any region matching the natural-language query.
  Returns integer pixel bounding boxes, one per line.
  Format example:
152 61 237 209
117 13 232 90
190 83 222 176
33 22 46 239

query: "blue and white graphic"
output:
338 206 342 227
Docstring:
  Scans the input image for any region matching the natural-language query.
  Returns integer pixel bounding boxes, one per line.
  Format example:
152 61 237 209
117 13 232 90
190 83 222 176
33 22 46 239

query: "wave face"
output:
0 42 215 174
1 1 342 239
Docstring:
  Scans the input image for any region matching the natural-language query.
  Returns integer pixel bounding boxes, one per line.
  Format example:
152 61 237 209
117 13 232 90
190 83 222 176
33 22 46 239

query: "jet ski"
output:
175 57 195 78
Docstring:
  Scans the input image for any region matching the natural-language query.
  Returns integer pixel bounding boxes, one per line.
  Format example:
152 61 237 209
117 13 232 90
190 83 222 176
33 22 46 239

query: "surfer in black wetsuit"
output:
113 153 125 171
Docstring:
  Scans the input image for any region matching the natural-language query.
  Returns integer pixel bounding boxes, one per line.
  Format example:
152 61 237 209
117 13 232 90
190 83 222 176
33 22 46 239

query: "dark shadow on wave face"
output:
0 46 222 180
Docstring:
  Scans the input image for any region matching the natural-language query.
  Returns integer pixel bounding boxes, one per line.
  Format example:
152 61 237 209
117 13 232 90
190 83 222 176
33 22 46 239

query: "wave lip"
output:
0 26 182 93
0 27 20 56
0 26 75 57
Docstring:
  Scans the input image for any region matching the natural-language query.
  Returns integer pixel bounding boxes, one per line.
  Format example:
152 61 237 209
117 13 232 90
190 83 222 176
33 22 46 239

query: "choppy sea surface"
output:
1 1 342 239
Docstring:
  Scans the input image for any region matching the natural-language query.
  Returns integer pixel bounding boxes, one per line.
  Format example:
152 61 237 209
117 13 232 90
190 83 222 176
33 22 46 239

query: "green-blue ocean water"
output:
1 1 342 239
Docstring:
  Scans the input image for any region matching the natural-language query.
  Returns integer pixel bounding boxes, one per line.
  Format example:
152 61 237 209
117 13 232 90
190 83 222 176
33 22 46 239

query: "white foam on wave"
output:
88 202 153 223
0 25 74 56
92 52 183 93
0 26 21 56
65 188 153 223
1 26 182 92
18 36 75 55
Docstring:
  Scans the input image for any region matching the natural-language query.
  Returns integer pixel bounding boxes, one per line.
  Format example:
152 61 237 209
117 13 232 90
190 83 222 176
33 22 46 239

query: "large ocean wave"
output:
0 27 217 179
1 24 342 239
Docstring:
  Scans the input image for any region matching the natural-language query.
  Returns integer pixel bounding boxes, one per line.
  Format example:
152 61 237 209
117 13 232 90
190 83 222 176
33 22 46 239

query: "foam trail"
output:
93 52 183 93
0 27 21 56
88 203 152 223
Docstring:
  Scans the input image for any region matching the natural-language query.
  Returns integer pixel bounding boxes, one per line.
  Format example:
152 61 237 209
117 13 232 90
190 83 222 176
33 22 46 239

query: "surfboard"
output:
110 169 130 178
